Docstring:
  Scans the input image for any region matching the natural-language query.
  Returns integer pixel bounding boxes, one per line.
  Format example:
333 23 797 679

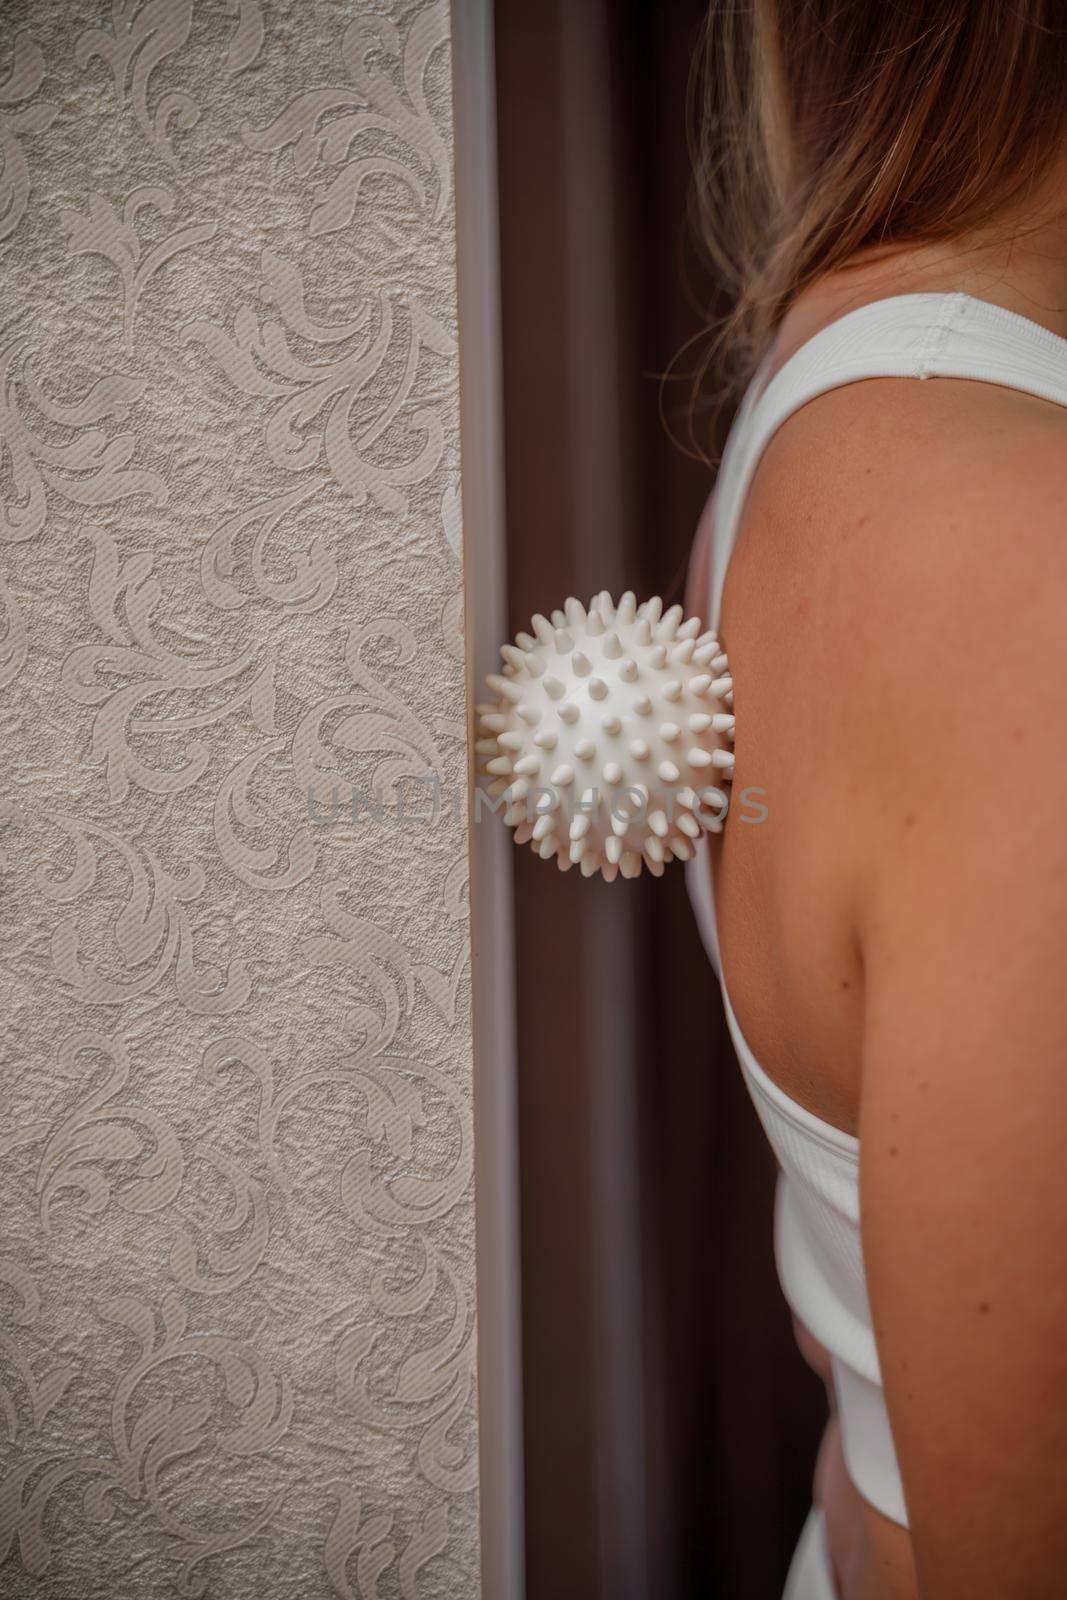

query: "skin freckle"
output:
904 812 916 827
888 1146 899 1157
978 1301 991 1315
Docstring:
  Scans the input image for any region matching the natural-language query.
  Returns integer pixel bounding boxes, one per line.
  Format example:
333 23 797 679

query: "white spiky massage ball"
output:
476 590 734 881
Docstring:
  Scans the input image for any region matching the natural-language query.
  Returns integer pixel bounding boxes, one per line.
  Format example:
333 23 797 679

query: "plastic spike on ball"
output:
478 591 735 881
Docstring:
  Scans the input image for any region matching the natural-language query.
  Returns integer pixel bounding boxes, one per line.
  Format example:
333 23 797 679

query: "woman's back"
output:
688 264 1067 1598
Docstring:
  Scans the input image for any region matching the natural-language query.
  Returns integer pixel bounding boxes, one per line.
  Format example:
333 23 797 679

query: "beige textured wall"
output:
0 3 479 1596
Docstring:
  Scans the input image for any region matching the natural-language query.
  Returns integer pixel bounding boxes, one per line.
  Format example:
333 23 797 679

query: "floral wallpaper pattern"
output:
0 2 478 1596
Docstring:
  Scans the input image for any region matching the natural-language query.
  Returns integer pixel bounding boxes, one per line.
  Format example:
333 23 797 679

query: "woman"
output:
684 4 1067 1596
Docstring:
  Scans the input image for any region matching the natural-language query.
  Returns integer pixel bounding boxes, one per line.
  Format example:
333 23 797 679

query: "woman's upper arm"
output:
856 487 1067 1596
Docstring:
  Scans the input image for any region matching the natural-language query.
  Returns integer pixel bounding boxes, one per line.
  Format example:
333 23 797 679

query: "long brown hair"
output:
689 0 1067 442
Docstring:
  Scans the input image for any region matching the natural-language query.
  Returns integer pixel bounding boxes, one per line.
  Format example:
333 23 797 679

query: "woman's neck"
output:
773 155 1067 374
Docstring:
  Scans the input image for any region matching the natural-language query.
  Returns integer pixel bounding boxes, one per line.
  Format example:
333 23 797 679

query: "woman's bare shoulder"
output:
750 373 1067 574
730 374 1067 717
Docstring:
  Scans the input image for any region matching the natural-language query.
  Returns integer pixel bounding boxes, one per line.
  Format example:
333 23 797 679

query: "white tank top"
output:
686 290 1067 1529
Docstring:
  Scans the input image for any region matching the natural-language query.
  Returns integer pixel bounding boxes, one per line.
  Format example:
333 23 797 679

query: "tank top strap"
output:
708 290 1067 630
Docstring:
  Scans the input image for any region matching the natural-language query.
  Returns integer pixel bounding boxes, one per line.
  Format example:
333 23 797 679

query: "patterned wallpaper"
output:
0 2 479 1596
